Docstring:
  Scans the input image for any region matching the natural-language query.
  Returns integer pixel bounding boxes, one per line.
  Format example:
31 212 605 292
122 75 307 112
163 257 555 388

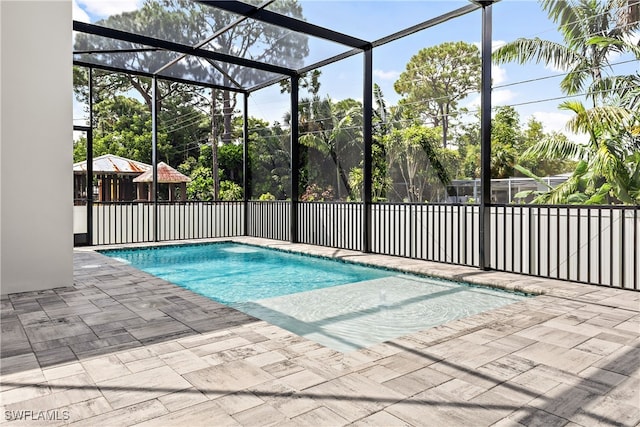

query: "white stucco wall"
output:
1 1 73 295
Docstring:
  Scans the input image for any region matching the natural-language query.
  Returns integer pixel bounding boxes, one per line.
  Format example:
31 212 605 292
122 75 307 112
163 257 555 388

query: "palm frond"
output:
514 164 553 189
560 61 591 95
492 38 581 71
540 0 581 38
590 75 640 110
562 103 635 136
521 132 588 161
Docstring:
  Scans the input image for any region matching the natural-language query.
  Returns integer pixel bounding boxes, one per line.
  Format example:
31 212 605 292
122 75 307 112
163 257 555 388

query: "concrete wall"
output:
1 1 73 295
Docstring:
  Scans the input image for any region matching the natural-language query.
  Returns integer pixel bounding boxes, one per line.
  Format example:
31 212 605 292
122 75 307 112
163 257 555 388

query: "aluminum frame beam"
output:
197 1 369 49
73 21 296 79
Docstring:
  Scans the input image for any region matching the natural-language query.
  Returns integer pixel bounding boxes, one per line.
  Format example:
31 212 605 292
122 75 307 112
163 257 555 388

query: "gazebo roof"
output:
73 154 151 174
133 162 191 184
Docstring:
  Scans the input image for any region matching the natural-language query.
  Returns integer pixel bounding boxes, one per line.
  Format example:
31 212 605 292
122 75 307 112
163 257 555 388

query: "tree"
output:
452 107 575 180
520 117 576 177
247 119 291 199
74 0 310 198
519 101 639 204
493 0 640 105
77 96 172 163
394 42 481 148
385 125 451 202
493 0 640 204
296 96 362 200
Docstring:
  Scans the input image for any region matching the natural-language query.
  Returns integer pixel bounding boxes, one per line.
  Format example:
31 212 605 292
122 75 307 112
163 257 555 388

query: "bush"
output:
258 192 276 201
219 180 243 201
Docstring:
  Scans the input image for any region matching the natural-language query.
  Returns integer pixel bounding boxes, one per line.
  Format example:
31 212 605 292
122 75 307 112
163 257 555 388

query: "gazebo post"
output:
180 182 187 201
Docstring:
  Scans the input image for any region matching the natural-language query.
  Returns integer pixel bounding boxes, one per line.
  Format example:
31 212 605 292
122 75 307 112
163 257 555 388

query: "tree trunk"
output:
440 104 448 148
222 90 233 144
330 150 352 199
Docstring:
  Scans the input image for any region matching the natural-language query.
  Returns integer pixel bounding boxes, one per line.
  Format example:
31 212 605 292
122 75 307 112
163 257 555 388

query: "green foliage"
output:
520 101 640 204
219 143 243 184
452 107 574 180
394 42 481 148
247 119 291 199
258 192 276 201
493 0 640 103
219 180 243 201
385 125 451 202
186 166 214 201
492 0 640 205
88 96 171 164
296 95 363 200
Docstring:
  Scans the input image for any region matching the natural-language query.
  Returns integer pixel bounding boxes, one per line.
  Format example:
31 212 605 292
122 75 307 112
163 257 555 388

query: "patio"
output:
1 238 638 426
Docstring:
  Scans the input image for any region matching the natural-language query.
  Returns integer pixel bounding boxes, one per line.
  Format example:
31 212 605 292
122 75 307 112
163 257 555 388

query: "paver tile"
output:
42 362 86 382
571 394 640 427
61 396 113 424
528 383 596 420
245 350 288 368
3 384 102 413
382 366 451 396
214 391 265 415
505 407 569 427
81 354 131 383
513 341 602 374
70 399 168 426
287 406 349 426
232 403 288 426
593 345 640 377
183 360 274 398
351 410 410 426
157 387 208 412
515 325 591 348
427 338 508 369
303 373 403 422
98 365 192 409
278 369 326 390
158 349 209 374
3 243 639 426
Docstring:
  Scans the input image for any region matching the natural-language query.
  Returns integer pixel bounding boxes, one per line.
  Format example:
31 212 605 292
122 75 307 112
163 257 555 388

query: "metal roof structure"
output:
73 0 487 92
73 154 151 174
73 0 497 267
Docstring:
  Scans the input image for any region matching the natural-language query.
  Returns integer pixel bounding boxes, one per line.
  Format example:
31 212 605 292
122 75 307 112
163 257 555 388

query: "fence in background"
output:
77 200 639 290
80 201 244 245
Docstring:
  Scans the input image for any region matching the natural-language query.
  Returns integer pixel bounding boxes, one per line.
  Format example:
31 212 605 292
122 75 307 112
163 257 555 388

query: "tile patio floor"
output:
1 237 639 426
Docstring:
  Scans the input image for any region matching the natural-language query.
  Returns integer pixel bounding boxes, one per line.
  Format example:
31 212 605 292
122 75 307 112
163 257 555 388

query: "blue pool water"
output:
102 242 529 352
104 243 395 305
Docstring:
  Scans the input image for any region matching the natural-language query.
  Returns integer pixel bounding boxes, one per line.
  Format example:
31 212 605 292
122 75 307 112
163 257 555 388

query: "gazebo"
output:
73 154 151 202
133 161 191 202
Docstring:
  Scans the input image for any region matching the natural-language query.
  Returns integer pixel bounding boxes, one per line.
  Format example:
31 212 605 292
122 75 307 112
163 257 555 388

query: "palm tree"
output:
297 95 362 199
494 0 640 204
519 100 639 204
493 0 640 106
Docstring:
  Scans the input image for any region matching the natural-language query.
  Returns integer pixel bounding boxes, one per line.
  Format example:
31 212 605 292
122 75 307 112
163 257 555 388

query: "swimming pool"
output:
103 242 529 352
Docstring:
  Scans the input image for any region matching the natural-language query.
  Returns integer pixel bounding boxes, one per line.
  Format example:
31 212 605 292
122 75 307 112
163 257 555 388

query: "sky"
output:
73 0 640 144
